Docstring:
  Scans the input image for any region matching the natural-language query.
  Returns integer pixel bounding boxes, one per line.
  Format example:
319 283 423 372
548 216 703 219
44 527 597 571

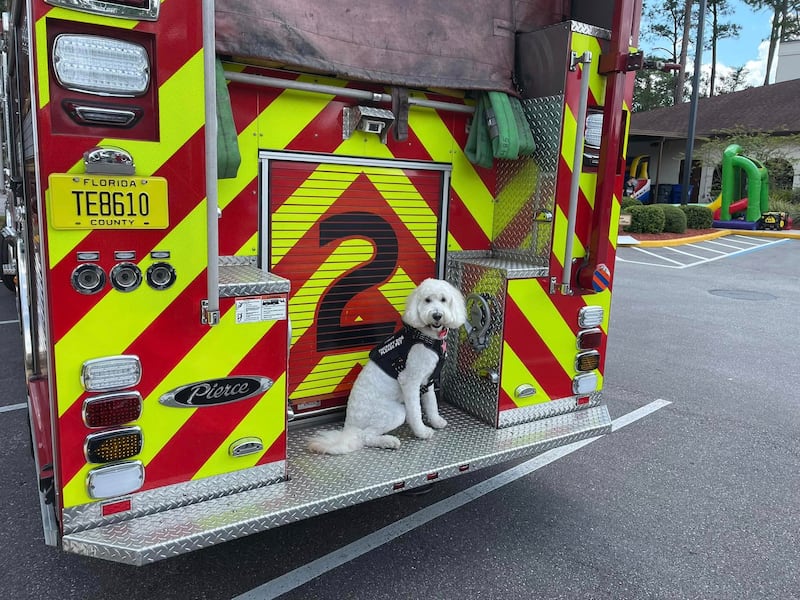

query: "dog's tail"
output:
307 426 364 455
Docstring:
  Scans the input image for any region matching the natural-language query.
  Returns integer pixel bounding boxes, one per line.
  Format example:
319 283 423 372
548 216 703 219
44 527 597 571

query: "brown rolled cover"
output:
214 0 566 92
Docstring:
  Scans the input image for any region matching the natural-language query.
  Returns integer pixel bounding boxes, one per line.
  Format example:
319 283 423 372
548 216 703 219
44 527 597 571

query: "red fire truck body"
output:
0 0 641 564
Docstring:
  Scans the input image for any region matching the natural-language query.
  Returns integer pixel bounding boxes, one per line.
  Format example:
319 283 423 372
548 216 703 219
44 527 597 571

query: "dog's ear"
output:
402 283 426 329
447 282 468 328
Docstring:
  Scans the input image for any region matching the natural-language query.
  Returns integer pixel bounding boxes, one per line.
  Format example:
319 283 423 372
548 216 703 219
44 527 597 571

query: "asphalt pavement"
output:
0 238 798 599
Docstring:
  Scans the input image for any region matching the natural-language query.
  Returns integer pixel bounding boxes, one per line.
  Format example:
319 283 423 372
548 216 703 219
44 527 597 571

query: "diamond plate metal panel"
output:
490 96 562 266
218 264 290 297
498 392 601 427
62 403 612 565
443 259 505 426
63 462 286 534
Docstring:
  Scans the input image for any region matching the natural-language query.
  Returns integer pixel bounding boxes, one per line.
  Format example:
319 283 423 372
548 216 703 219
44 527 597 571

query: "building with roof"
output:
627 77 800 203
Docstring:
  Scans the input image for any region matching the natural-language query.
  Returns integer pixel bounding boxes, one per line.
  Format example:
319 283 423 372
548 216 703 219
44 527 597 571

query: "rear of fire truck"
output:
1 0 641 564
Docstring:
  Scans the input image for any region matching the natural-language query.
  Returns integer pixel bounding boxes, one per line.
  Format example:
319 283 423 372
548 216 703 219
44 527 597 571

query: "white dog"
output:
308 278 466 454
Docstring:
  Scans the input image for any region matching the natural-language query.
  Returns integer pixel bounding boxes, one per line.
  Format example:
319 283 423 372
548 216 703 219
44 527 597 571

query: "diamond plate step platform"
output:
62 403 611 565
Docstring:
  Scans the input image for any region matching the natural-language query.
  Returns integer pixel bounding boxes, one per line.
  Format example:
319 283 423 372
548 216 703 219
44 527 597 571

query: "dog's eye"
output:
441 296 447 303
424 297 431 303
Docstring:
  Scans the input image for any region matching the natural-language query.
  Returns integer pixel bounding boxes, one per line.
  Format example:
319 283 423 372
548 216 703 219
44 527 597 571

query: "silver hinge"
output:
200 300 220 326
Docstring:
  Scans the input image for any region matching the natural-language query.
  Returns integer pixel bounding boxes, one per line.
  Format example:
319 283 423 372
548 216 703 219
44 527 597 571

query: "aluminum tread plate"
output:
62 404 611 565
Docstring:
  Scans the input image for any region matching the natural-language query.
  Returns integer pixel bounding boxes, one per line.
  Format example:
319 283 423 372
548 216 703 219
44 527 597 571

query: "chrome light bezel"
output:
45 0 160 21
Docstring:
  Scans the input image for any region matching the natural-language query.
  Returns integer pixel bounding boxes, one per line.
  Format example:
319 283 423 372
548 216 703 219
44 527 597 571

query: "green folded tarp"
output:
215 59 241 179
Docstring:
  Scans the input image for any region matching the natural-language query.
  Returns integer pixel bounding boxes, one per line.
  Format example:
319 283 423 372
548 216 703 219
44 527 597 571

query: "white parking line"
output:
663 246 707 260
631 247 686 266
235 399 672 600
685 242 726 254
0 319 19 326
725 235 761 246
705 239 753 250
0 402 27 414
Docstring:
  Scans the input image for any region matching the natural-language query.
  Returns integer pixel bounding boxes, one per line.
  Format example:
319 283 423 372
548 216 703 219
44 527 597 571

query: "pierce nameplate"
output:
159 376 273 408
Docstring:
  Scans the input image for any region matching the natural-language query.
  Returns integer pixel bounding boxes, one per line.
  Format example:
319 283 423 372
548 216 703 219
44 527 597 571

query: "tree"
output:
744 0 800 84
693 126 800 195
676 0 694 104
633 67 679 111
705 0 741 96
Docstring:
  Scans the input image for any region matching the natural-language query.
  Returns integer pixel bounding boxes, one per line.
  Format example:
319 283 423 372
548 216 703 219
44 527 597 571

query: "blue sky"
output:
641 0 776 87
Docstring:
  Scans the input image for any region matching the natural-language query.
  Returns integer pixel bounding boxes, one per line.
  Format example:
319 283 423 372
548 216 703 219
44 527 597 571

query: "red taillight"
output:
83 392 142 428
577 328 603 350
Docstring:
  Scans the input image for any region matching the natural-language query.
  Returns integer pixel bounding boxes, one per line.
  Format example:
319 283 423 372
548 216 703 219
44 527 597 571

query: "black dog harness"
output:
369 323 447 393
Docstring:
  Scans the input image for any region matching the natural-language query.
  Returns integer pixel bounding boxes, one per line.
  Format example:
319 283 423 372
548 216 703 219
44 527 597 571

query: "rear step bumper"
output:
62 403 611 565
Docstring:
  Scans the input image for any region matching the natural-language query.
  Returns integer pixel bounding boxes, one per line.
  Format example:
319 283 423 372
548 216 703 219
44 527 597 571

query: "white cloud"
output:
685 40 777 93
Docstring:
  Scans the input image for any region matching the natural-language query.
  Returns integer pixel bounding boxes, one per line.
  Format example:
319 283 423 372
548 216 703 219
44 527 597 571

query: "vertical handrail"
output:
202 0 220 325
561 51 592 295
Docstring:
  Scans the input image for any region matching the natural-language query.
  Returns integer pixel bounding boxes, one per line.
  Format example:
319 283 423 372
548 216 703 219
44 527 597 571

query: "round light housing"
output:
71 263 106 295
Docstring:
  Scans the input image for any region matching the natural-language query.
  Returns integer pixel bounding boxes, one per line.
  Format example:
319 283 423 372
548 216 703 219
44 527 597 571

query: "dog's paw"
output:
411 424 435 439
429 415 447 429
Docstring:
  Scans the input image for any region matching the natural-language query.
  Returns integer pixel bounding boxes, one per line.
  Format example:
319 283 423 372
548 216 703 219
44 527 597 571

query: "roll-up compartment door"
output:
263 155 447 414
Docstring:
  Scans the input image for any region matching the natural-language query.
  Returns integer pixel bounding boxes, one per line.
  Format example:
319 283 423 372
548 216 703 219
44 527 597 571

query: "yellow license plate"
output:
48 174 169 230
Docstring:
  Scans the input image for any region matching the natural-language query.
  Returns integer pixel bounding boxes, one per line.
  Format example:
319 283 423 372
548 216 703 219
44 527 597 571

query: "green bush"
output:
625 204 665 233
621 196 643 210
661 204 687 233
680 204 713 229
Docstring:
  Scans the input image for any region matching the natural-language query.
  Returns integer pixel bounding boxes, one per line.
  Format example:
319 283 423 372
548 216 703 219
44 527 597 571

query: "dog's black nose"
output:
432 311 442 322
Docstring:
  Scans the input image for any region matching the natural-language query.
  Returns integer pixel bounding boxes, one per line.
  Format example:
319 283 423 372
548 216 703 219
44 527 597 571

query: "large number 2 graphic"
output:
316 212 399 352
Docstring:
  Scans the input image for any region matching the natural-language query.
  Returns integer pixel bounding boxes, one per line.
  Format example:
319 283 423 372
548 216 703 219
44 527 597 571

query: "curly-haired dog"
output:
308 278 466 454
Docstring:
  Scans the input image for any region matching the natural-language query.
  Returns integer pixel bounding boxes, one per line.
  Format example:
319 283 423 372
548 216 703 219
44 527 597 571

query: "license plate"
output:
48 174 169 230
765 216 776 223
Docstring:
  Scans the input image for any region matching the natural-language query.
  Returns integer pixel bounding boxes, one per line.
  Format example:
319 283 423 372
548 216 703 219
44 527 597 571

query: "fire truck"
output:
0 0 641 565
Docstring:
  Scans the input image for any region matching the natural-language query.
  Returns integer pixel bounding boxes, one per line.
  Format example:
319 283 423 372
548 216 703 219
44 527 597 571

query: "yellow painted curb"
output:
624 228 800 247
632 230 731 247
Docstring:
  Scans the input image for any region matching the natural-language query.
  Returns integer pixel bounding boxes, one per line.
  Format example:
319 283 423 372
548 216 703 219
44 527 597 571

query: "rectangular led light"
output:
572 372 599 395
577 328 603 350
87 461 145 499
578 305 604 328
575 350 600 372
53 34 150 96
81 355 142 392
83 391 142 428
85 427 143 463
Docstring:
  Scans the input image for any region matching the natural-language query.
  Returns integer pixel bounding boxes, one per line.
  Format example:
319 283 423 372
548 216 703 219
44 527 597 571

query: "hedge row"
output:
621 199 713 234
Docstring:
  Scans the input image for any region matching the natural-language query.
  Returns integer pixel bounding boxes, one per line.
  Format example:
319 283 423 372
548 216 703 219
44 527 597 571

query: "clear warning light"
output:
81 356 142 392
53 34 150 96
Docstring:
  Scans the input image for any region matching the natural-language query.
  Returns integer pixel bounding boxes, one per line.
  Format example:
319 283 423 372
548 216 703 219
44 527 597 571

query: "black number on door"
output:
317 212 399 352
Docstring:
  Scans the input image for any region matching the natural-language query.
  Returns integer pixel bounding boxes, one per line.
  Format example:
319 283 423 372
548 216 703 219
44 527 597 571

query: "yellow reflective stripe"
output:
500 341 551 406
287 238 373 344
572 33 605 103
292 352 365 397
54 202 208 417
258 74 344 149
270 167 359 265
508 279 574 376
377 266 415 311
62 304 278 506
407 103 493 241
493 160 540 236
48 50 206 267
34 18 50 109
192 374 287 479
